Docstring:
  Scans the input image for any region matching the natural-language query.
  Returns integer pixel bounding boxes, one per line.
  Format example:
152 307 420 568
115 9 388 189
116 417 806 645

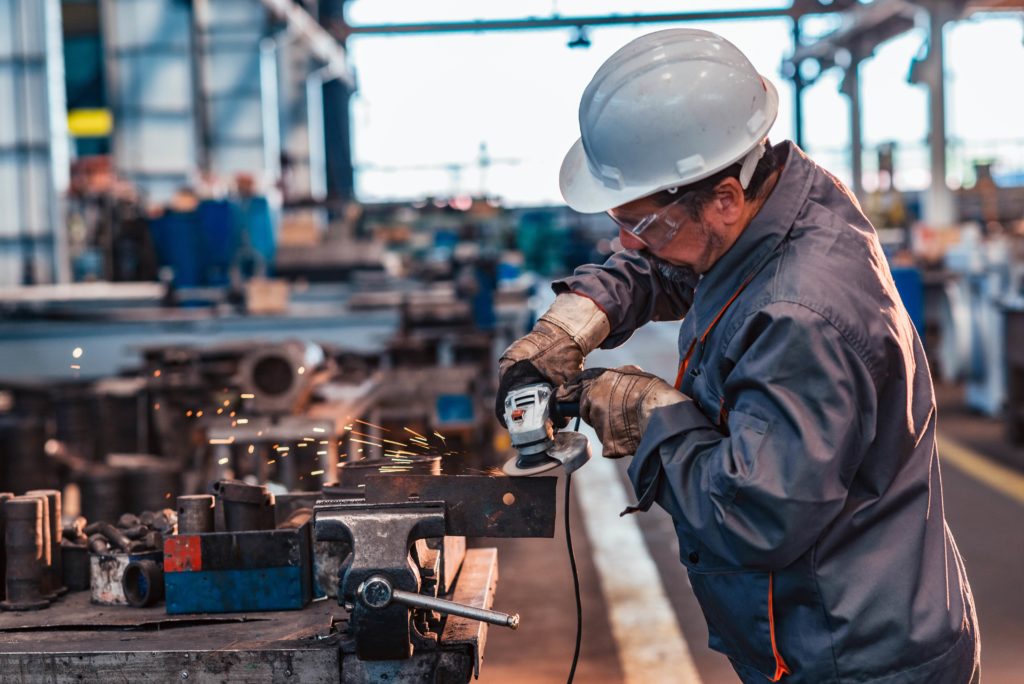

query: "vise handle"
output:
357 575 519 630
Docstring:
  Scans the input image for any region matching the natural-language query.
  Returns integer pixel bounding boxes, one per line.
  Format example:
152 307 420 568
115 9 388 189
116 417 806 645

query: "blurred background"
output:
0 1 1021 682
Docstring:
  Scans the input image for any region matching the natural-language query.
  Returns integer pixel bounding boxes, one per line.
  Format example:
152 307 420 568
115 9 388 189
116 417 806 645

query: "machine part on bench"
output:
0 496 50 611
177 495 215 534
363 474 558 538
214 480 275 531
122 559 165 607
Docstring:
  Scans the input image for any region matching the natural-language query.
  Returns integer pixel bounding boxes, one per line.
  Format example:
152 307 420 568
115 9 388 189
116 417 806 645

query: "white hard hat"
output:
559 29 779 214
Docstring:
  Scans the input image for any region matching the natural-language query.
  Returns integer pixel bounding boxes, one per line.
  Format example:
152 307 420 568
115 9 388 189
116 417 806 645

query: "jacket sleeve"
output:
551 249 697 348
626 301 878 569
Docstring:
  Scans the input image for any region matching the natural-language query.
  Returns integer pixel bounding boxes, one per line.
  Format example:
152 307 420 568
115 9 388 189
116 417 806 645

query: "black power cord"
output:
564 415 584 684
564 472 582 684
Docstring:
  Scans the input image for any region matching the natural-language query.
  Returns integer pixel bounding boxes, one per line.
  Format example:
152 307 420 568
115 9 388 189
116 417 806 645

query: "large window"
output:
347 2 794 205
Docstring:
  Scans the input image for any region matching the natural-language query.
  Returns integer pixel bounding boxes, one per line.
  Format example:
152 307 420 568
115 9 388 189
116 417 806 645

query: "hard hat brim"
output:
559 138 646 214
559 77 780 215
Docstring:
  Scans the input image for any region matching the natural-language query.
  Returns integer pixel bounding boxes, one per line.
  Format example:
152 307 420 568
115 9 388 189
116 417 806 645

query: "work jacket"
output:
554 142 980 683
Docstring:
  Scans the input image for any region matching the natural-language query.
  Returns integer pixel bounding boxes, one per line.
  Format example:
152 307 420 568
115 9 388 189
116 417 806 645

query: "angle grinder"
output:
501 383 591 477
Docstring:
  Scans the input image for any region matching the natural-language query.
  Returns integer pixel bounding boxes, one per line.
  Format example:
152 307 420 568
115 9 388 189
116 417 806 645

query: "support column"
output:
923 2 956 225
842 56 864 200
320 0 354 201
193 0 281 184
791 18 805 150
0 0 70 285
101 0 198 203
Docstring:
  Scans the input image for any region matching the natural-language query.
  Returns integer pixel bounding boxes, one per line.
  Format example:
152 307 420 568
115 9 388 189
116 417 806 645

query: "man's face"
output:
610 191 730 274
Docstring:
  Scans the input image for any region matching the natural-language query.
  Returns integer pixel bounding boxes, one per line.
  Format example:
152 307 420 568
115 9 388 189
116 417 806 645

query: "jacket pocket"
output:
688 568 790 681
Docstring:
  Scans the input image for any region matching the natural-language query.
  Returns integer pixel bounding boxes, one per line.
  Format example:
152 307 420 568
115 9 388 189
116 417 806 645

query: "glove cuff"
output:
539 293 611 356
639 381 687 431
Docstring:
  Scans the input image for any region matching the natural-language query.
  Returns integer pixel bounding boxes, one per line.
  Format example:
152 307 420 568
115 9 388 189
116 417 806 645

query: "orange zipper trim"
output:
673 272 757 390
768 572 791 682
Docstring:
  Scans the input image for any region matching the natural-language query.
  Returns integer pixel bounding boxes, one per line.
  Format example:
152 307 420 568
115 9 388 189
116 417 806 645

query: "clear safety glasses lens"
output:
607 192 691 251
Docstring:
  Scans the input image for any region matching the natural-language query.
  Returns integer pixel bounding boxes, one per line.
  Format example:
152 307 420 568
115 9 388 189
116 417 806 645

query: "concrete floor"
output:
480 323 1024 684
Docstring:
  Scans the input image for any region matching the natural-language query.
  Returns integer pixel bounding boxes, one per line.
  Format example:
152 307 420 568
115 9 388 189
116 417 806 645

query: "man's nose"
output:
619 227 647 251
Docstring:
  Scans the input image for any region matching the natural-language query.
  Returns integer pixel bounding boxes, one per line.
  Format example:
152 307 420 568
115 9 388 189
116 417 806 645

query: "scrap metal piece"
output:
362 475 558 538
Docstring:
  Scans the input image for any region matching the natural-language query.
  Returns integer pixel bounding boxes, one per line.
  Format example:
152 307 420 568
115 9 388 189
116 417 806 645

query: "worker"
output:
497 29 979 683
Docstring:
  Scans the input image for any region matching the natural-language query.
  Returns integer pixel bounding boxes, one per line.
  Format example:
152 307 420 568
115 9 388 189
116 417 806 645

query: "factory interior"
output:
0 1 1023 682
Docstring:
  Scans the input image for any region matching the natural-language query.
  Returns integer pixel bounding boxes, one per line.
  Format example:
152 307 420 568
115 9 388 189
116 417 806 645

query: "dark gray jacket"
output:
554 142 980 683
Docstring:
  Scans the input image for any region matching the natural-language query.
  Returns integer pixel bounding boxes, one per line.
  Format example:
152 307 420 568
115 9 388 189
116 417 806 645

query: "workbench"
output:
0 548 499 683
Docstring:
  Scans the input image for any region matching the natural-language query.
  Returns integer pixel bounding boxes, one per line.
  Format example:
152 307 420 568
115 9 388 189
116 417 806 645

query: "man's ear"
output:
712 177 745 224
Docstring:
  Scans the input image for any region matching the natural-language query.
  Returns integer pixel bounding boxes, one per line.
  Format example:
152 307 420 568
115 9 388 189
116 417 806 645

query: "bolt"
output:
359 577 392 609
180 671 189 680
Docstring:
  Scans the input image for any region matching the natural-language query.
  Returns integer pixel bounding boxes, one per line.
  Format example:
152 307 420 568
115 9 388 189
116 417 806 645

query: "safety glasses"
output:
606 189 695 251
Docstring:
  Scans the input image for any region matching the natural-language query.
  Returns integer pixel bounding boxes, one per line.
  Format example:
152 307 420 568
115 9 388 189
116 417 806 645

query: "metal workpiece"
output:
357 575 520 630
176 495 215 534
214 480 275 531
24 490 66 598
362 474 558 538
1 497 50 611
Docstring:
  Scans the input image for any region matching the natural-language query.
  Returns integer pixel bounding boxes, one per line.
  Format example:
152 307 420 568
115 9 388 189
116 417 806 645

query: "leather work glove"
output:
558 366 686 458
495 293 610 425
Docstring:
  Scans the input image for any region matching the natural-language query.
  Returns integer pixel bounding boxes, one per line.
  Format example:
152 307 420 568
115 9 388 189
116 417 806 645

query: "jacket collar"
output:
691 141 816 324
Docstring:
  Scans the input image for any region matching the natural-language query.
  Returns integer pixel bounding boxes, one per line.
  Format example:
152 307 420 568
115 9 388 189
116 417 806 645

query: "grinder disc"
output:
502 431 592 477
501 452 561 477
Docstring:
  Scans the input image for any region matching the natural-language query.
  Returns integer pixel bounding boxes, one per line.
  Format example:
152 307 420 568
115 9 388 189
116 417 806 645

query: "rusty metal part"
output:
62 516 88 544
117 513 140 529
0 496 50 611
177 495 215 534
121 559 164 607
214 480 275 532
121 525 147 540
84 522 131 552
87 535 110 555
363 474 558 538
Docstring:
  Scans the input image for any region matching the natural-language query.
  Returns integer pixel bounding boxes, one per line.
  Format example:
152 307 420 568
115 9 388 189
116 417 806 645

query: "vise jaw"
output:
314 501 446 660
